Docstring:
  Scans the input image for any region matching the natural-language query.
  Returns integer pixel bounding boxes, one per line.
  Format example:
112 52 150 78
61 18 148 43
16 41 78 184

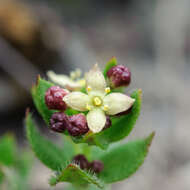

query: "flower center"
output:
93 97 102 106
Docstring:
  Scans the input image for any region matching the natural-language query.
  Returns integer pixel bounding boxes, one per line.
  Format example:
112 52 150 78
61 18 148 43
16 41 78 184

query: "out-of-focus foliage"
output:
0 134 33 190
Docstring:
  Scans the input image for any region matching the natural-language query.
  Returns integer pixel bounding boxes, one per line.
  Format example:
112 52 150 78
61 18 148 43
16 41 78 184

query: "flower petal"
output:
104 93 135 115
47 71 81 90
87 109 106 133
85 64 106 94
63 92 90 111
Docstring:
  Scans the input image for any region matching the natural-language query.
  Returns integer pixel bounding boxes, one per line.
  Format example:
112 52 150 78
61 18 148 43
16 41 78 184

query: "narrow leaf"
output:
50 163 104 189
98 132 155 183
25 113 68 171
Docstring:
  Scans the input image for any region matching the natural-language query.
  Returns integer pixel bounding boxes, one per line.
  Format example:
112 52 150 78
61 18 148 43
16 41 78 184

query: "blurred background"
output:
0 0 190 189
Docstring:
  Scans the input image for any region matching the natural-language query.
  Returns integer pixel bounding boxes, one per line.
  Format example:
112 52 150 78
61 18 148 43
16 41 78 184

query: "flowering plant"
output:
25 57 154 190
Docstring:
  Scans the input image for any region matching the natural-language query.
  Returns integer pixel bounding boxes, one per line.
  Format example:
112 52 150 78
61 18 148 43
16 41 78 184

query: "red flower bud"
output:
45 86 68 110
107 65 131 88
72 154 90 170
67 114 89 136
90 160 104 173
50 112 69 133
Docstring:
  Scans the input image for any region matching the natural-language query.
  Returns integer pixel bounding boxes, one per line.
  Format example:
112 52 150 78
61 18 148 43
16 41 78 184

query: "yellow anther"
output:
105 87 111 93
93 97 102 106
86 104 91 110
86 86 92 92
103 105 109 111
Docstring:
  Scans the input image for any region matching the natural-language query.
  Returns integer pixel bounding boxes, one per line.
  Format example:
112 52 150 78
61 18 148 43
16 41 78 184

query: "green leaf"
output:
50 163 104 189
0 134 16 166
103 57 117 78
98 132 155 183
31 76 55 125
25 113 68 171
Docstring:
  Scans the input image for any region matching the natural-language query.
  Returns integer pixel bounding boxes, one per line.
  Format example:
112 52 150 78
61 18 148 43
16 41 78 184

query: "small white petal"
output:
63 92 90 111
85 64 106 94
87 109 106 133
47 71 81 90
104 93 135 115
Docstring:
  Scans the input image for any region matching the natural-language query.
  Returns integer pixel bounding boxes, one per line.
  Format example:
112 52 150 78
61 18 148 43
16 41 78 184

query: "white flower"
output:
47 69 85 91
63 64 135 133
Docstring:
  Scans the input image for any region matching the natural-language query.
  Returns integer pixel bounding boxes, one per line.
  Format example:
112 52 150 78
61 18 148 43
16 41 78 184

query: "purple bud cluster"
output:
50 112 89 136
72 154 104 174
45 86 89 136
50 112 112 136
107 65 131 88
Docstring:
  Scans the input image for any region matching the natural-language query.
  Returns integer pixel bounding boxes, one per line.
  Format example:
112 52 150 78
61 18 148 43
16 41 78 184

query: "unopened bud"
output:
67 114 89 136
50 112 70 133
45 86 68 110
107 65 131 88
72 154 90 170
90 160 104 173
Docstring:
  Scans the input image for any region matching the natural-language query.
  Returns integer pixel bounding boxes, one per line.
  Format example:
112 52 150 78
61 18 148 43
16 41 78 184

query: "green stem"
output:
82 144 91 160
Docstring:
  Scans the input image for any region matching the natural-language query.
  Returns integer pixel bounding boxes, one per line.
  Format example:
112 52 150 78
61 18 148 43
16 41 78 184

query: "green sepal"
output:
98 132 155 183
25 113 69 171
103 57 117 78
49 163 104 189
